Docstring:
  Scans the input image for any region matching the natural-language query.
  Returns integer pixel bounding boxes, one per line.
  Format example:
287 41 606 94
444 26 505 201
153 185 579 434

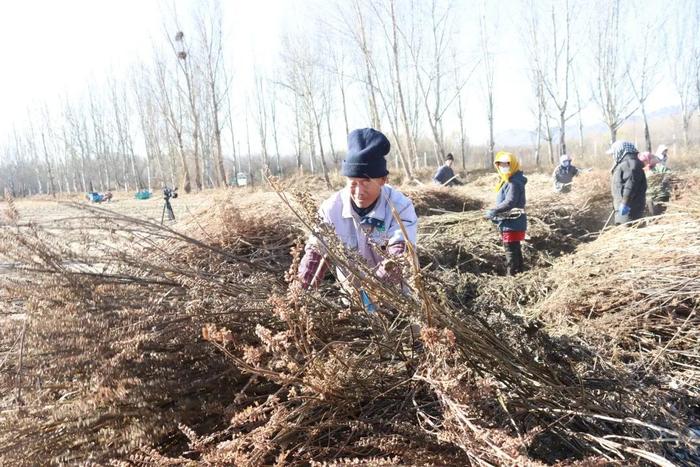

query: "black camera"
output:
163 187 178 200
161 187 178 224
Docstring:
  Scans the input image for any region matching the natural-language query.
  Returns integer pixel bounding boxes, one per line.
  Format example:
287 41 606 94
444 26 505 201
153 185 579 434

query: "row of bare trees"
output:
1 0 700 198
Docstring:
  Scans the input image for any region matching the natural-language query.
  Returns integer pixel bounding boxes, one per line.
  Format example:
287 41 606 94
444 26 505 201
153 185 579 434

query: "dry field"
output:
0 170 698 466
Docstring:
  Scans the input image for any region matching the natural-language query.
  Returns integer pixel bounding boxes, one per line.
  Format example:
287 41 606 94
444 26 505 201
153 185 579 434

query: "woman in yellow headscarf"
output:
484 151 528 275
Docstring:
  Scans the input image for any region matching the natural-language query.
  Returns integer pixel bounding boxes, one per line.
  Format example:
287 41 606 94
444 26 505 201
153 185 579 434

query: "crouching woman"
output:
485 151 528 276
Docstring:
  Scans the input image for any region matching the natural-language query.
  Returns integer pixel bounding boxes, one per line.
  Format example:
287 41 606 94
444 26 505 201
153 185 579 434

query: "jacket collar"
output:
341 186 387 220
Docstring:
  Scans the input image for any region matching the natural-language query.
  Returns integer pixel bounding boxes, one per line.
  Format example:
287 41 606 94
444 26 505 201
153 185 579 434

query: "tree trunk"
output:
294 97 303 171
559 109 567 155
457 97 466 169
534 114 542 168
270 89 282 175
175 130 191 192
640 102 652 152
313 110 332 189
211 82 227 186
354 0 381 130
389 0 415 179
339 77 350 137
487 90 495 166
308 123 316 174
40 132 57 197
227 101 239 186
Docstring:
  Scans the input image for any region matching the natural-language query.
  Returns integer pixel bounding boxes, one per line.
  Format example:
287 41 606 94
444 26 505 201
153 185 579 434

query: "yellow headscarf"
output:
493 151 520 192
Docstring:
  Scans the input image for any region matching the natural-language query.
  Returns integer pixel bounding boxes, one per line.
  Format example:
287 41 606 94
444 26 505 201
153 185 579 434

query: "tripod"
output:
161 196 175 225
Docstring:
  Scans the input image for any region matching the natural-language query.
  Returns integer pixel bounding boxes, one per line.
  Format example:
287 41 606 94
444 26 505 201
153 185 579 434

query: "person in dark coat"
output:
552 154 580 193
608 141 647 224
432 153 463 186
484 151 527 275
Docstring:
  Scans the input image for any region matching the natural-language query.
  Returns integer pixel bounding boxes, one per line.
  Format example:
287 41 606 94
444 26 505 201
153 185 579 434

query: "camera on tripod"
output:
161 187 178 224
163 187 178 200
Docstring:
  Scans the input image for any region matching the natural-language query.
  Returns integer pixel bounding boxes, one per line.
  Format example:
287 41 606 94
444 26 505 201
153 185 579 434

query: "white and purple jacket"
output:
299 185 417 289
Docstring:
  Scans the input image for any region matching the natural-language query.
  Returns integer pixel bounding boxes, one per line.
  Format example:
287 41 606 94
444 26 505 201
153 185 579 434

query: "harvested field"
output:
1 171 699 466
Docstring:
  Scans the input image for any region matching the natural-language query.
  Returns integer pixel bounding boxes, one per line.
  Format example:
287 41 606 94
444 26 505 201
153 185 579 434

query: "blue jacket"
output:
493 171 527 232
433 165 455 184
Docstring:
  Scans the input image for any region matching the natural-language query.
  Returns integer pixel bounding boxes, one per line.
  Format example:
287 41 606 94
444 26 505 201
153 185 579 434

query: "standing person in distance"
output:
608 141 647 225
484 151 528 276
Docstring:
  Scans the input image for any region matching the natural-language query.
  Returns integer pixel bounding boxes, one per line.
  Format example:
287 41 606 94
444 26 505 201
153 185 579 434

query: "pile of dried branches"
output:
1 177 698 465
0 198 299 464
399 185 483 216
417 170 616 276
530 216 700 399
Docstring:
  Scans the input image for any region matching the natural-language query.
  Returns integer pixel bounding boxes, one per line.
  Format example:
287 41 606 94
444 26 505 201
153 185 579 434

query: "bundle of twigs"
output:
1 179 698 465
399 185 483 216
0 199 300 465
530 216 700 397
150 179 699 465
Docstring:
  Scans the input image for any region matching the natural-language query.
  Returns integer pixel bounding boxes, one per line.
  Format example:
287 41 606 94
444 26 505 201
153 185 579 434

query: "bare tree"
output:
572 74 586 153
451 48 469 169
545 0 575 156
134 66 167 192
39 106 58 196
670 0 699 148
348 0 382 129
278 32 332 188
592 0 637 143
358 0 414 178
293 92 304 172
109 78 142 190
195 2 228 186
525 0 579 163
170 30 203 191
62 100 90 192
154 55 192 193
402 0 460 163
626 23 663 152
253 70 270 172
269 80 283 175
244 95 253 184
223 64 240 185
382 0 416 174
330 47 351 137
479 3 496 164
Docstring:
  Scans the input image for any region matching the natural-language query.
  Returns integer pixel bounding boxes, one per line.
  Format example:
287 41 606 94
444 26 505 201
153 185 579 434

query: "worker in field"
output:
298 128 418 299
608 141 647 224
432 153 463 186
484 151 527 276
638 152 672 215
655 144 670 169
552 154 580 193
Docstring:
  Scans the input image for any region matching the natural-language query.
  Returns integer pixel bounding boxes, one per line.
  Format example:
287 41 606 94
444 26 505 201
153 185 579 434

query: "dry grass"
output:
529 217 700 392
0 172 698 465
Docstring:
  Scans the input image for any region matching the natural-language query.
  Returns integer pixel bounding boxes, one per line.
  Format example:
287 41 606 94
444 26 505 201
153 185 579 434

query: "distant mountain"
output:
494 128 535 146
495 106 682 146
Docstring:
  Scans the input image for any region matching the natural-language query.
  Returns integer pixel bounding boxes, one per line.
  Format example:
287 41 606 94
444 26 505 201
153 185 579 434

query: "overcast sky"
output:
0 0 684 152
